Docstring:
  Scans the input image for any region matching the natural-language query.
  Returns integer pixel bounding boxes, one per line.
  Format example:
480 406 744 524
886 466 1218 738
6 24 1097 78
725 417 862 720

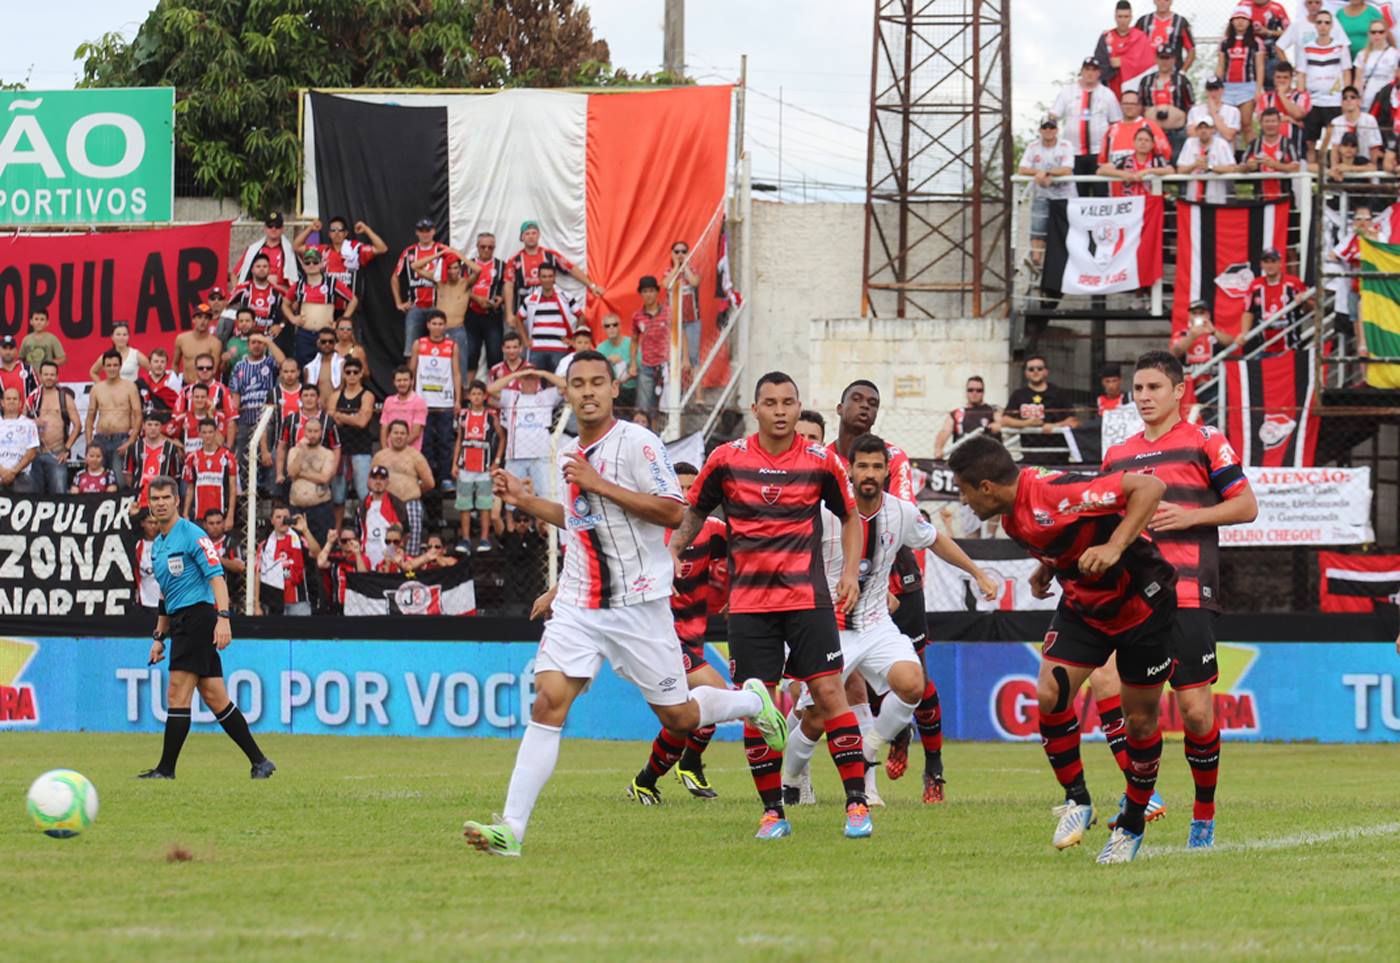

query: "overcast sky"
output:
1 1 1154 202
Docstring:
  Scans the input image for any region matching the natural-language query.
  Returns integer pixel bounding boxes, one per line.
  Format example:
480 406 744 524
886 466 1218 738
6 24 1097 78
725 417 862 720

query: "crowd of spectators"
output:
1 211 708 616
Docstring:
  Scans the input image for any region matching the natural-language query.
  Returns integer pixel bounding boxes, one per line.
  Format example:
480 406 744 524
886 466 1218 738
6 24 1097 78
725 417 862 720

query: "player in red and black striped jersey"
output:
678 371 875 840
950 435 1174 863
1097 351 1257 850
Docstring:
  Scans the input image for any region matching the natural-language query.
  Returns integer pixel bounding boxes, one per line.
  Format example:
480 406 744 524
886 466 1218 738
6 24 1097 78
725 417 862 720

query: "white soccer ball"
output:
26 769 99 839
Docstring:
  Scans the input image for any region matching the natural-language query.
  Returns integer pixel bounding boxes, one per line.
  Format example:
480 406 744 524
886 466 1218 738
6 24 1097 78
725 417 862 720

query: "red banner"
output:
0 221 231 377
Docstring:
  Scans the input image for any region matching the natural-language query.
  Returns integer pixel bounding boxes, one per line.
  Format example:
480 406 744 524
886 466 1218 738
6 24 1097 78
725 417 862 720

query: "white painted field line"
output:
1143 821 1400 859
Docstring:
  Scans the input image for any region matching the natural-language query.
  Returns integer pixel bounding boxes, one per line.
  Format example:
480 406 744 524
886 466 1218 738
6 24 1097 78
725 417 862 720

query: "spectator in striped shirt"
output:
1051 58 1124 197
516 263 579 374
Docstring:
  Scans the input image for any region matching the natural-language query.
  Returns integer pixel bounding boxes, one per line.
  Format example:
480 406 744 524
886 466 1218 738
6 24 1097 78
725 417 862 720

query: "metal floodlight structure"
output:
862 0 1012 319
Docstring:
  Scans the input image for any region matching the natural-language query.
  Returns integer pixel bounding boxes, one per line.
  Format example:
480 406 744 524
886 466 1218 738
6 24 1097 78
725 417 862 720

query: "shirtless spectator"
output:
287 416 341 540
26 361 80 494
370 420 435 555
275 384 340 495
413 247 482 381
303 328 343 404
172 303 224 382
0 387 39 493
84 350 142 476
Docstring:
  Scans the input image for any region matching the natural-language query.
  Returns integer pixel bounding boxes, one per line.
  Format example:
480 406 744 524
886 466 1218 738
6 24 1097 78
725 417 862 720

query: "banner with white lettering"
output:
1101 405 1145 452
0 493 138 616
344 565 476 616
1041 195 1164 295
1221 466 1374 547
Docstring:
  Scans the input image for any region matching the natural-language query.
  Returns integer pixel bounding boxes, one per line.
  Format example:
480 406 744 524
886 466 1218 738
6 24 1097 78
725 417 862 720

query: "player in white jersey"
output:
463 350 788 857
781 434 997 798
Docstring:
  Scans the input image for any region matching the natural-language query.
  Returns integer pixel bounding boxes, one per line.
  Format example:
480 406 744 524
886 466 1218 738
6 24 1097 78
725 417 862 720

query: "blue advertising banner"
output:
2 637 1399 743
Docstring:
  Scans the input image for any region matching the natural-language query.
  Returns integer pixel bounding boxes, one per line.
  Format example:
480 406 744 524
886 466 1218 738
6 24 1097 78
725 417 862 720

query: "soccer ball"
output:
26 770 99 839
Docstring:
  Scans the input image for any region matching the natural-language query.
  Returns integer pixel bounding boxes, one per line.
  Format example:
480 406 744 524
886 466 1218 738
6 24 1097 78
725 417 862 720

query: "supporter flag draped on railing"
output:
1357 237 1400 389
1173 198 1290 338
1221 347 1320 466
344 566 477 616
1318 551 1400 612
1040 195 1163 296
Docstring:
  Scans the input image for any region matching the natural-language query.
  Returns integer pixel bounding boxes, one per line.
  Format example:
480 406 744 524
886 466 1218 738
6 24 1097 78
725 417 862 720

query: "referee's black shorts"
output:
169 603 223 678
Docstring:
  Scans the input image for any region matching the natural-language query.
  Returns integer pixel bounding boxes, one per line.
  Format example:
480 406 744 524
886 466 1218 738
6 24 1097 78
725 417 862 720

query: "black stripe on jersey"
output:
857 511 879 592
673 599 708 621
587 527 614 609
730 531 825 555
726 467 829 486
1102 447 1209 473
1161 484 1221 506
725 501 818 522
809 513 833 608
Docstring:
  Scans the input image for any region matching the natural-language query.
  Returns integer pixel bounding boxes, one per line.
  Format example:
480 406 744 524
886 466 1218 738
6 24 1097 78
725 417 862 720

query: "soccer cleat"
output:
136 768 174 780
1096 826 1144 864
676 765 718 799
1051 801 1096 850
463 817 522 857
743 678 788 753
1107 790 1166 830
843 802 874 838
755 811 792 840
250 758 277 780
1188 818 1215 849
627 779 663 805
922 772 946 805
885 726 911 780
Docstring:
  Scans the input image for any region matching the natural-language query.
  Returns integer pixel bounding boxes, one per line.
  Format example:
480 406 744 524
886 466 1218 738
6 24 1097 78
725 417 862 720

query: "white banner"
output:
924 553 1060 612
1062 195 1147 294
1222 466 1374 547
1101 405 1144 452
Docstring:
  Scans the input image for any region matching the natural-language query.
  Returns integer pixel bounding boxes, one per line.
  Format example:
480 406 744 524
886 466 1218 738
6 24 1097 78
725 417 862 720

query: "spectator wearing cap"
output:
1326 83 1385 164
0 336 38 403
1245 107 1304 199
0 386 39 494
1051 57 1123 197
87 322 147 383
1256 61 1310 158
515 262 580 374
1171 300 1238 368
1139 42 1196 157
1136 0 1196 71
503 220 603 316
1300 8 1352 162
206 285 231 341
1099 88 1173 166
1218 6 1268 140
234 211 300 289
1177 116 1243 202
1017 117 1076 273
19 309 65 373
393 217 453 357
1241 247 1312 354
172 302 224 382
1187 75 1243 144
293 215 388 301
284 246 358 368
632 275 684 418
1095 1 1153 100
360 464 409 569
85 350 143 479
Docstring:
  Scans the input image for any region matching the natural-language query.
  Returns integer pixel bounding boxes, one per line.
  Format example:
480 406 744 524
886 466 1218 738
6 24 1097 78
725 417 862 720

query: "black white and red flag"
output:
1221 347 1319 466
1173 197 1291 339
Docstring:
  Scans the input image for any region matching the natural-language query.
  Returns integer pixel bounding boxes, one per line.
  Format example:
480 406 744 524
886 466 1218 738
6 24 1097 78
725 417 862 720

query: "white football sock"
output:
501 721 562 841
783 726 820 782
875 693 920 744
691 685 762 727
851 701 874 734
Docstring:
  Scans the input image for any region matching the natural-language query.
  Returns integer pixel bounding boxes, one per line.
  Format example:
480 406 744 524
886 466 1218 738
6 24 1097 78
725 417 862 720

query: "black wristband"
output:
152 631 166 643
216 609 232 619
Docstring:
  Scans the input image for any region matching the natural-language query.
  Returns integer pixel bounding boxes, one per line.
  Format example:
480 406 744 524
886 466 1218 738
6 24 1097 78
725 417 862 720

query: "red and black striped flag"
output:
1173 197 1290 340
1319 552 1400 613
1221 347 1319 466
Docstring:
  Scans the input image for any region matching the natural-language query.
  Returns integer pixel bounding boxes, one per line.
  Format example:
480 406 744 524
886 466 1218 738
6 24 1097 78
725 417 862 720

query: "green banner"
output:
0 88 174 225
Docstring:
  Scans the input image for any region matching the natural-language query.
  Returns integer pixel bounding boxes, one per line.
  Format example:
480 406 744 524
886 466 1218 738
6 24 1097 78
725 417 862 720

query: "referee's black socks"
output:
157 707 192 776
215 702 267 764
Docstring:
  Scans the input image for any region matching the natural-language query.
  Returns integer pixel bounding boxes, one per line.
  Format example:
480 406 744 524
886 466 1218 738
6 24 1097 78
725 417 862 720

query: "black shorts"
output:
728 609 843 684
679 637 711 675
168 603 223 678
892 592 929 654
1042 604 1176 689
1169 607 1219 691
1304 106 1340 146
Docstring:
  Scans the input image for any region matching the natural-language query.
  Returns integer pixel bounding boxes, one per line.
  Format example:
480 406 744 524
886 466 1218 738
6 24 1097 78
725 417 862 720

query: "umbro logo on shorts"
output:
659 677 677 689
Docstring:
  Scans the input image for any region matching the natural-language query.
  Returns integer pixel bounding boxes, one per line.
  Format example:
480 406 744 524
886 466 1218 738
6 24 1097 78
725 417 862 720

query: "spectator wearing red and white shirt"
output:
228 252 292 354
1100 127 1175 195
1051 58 1124 196
182 419 239 522
1177 116 1243 202
1098 89 1174 163
233 212 299 289
515 263 579 373
1328 83 1385 163
257 506 317 616
467 232 509 371
275 384 340 494
0 337 37 404
1136 0 1196 71
138 349 183 412
200 508 244 578
1248 0 1292 69
70 446 119 493
1097 366 1128 417
1300 9 1353 157
1095 1 1154 99
1217 11 1267 137
1170 301 1240 414
317 525 370 610
393 217 453 357
167 383 233 455
174 356 237 424
283 247 358 368
409 310 461 496
293 216 387 298
487 331 536 410
502 219 603 314
1245 107 1304 197
631 275 681 419
1240 248 1313 353
1256 60 1311 156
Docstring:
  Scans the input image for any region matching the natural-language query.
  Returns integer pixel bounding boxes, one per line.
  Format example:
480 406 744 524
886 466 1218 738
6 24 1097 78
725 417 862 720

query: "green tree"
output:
75 0 646 214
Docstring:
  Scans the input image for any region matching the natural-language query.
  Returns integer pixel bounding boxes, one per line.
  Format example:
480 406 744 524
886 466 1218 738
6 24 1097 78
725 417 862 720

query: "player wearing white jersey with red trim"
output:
463 350 788 858
782 434 997 803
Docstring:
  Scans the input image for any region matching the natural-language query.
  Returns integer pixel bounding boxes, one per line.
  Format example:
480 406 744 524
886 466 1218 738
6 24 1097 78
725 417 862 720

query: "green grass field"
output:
3 732 1399 961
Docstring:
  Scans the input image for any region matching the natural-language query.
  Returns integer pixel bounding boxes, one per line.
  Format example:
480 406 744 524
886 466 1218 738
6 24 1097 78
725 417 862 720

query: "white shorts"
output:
796 619 920 709
536 598 690 706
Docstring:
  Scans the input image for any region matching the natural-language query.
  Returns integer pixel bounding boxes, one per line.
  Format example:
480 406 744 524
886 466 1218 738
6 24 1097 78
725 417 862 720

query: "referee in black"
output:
139 476 276 779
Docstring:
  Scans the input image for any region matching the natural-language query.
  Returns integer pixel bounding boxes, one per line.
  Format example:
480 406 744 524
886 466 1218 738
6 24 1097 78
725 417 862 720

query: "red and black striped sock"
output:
744 722 784 814
1039 707 1090 805
1120 727 1164 836
1184 722 1221 821
915 679 943 775
678 724 715 771
635 728 686 788
1095 695 1130 773
823 711 867 804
